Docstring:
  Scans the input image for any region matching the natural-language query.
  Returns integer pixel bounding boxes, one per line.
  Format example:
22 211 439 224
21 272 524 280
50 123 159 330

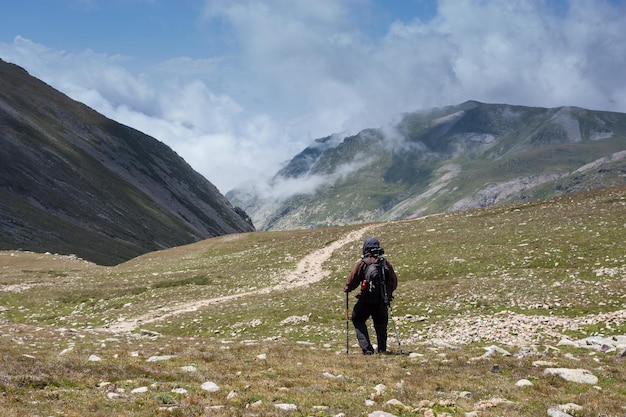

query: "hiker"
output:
344 237 398 354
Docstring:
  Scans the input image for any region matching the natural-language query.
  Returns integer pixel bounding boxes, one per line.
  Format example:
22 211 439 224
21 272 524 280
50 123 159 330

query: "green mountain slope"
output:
0 59 254 265
229 101 626 230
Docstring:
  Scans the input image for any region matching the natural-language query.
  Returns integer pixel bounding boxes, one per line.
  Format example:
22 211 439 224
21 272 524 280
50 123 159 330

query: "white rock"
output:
88 355 102 362
201 381 220 392
532 360 557 367
227 390 238 400
323 372 343 379
256 353 267 360
547 408 573 417
59 347 74 356
280 315 310 325
274 403 297 411
515 379 533 387
248 400 263 408
482 345 511 358
131 386 148 393
180 365 197 372
374 383 387 395
544 368 598 384
312 405 330 412
368 412 398 417
146 355 174 362
365 399 376 406
171 387 187 394
558 403 583 413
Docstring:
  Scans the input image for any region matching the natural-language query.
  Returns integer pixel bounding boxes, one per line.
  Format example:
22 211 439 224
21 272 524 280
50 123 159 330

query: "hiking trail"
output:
101 224 379 333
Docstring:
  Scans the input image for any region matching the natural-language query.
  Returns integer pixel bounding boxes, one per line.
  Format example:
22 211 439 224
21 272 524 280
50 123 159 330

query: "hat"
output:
362 237 382 255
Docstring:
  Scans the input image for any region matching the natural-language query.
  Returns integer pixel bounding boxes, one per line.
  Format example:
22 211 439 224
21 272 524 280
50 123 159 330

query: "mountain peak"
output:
0 60 254 265
229 101 626 231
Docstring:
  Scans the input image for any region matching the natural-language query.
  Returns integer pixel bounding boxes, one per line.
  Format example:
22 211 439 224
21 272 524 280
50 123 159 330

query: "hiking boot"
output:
362 348 375 355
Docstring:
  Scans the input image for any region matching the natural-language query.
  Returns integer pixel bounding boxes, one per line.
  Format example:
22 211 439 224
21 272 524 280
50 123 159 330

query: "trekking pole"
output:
387 301 403 354
380 256 403 354
345 292 350 354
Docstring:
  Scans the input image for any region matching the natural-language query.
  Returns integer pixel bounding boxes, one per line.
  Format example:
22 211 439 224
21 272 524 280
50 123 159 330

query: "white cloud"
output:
1 0 625 195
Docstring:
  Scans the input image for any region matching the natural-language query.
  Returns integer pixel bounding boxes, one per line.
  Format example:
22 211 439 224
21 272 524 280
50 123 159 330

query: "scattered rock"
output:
564 353 580 361
247 400 263 408
88 354 102 362
515 379 533 387
558 403 583 414
59 346 74 356
373 384 387 396
368 411 398 417
385 398 405 407
312 405 330 413
131 386 148 394
139 329 161 338
200 381 220 392
275 403 297 411
280 314 310 324
532 360 557 367
544 368 598 384
547 407 574 417
171 387 187 394
558 335 626 353
180 365 196 372
146 355 174 362
478 345 511 360
256 353 267 360
474 398 515 411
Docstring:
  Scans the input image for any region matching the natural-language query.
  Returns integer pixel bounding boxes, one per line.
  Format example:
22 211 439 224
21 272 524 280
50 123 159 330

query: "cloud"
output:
1 0 625 196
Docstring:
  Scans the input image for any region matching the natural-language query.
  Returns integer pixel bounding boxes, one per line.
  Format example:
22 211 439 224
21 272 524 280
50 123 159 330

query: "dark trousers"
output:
351 298 389 353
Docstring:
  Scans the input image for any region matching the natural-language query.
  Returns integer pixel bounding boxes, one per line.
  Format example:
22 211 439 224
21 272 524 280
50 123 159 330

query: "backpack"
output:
359 257 393 304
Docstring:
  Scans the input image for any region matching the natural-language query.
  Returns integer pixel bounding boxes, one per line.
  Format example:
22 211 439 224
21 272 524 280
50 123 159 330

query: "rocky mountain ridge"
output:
228 101 626 230
0 59 254 265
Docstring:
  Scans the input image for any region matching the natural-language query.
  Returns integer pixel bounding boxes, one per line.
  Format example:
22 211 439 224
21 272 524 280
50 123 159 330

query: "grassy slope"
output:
0 185 625 416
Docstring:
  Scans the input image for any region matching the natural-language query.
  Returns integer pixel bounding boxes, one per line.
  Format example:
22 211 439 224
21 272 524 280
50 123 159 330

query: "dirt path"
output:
101 224 379 333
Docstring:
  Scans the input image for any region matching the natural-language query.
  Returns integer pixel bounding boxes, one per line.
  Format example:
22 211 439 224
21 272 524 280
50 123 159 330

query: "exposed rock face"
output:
0 59 254 265
229 101 626 231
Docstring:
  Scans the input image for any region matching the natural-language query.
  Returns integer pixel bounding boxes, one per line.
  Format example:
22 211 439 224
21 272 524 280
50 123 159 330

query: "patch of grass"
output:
152 274 212 288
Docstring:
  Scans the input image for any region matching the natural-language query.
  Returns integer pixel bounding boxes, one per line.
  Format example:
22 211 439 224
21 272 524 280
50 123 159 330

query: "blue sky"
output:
1 0 625 193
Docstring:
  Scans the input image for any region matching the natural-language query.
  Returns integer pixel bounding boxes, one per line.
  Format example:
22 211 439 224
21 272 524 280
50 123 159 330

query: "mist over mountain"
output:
228 101 626 231
0 59 254 265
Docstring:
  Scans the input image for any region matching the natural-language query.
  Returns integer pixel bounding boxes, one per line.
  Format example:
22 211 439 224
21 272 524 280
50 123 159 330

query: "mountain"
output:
228 101 626 230
0 59 254 265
